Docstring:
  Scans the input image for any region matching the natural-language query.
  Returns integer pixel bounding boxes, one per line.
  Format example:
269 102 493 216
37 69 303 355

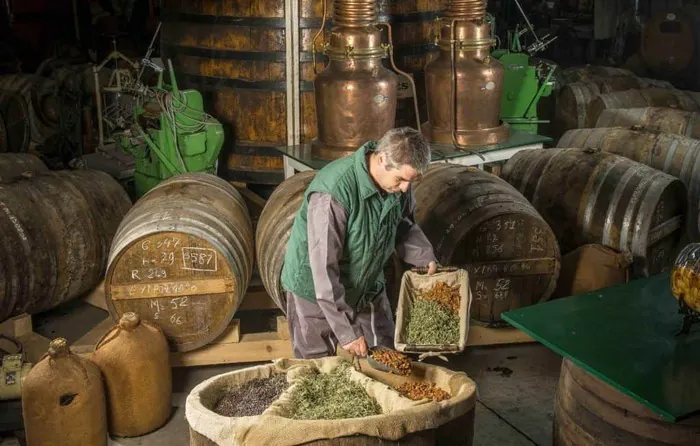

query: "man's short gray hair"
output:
375 127 431 174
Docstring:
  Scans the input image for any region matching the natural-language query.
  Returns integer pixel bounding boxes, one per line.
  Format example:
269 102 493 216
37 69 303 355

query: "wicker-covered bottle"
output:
22 338 107 446
671 244 700 316
92 312 172 437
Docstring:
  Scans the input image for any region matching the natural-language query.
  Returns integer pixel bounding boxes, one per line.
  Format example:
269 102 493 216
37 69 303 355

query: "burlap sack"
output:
92 312 172 437
186 356 476 446
394 268 472 355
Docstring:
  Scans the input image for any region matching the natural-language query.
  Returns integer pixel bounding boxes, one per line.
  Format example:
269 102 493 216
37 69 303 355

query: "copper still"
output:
312 0 420 160
422 0 509 146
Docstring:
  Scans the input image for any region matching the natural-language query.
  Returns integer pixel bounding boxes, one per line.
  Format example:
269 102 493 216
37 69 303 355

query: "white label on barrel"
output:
181 247 218 272
110 278 231 300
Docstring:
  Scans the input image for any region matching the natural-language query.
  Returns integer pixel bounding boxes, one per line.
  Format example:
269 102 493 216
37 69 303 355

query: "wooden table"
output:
276 130 552 179
502 273 700 421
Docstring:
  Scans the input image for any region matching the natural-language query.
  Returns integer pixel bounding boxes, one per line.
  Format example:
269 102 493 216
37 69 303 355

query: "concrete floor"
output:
103 343 561 446
5 301 563 446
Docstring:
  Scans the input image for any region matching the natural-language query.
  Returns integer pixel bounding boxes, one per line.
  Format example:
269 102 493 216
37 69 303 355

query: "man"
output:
280 127 439 359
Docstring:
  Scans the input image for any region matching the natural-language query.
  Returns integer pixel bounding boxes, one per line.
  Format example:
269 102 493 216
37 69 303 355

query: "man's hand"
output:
427 261 438 275
341 336 368 357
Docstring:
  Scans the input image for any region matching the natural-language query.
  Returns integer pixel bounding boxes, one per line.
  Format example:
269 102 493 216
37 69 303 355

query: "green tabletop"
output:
502 273 700 422
276 130 552 170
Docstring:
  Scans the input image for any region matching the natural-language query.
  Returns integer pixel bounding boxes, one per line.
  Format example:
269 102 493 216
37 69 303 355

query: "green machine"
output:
490 1 558 134
94 24 224 197
114 60 224 196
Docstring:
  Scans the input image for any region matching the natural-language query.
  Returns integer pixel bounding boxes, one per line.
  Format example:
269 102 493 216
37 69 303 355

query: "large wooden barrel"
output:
559 127 700 240
0 75 59 146
641 12 695 76
595 107 700 140
161 0 325 185
556 77 674 131
554 359 700 445
501 148 686 277
105 173 254 352
585 88 700 128
378 0 441 128
0 153 47 183
412 164 560 326
0 170 131 322
255 171 412 315
0 91 31 153
256 171 316 311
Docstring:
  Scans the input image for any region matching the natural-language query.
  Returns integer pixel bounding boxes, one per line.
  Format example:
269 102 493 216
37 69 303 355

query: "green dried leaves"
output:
405 298 460 345
288 364 382 420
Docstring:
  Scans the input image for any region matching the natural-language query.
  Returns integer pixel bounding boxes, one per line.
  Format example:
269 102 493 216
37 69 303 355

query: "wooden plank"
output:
466 325 535 346
83 281 107 310
276 316 290 341
0 314 33 338
172 333 293 367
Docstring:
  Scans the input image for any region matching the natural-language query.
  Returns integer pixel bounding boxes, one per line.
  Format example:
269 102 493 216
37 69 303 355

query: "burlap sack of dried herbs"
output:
185 356 476 446
394 268 472 355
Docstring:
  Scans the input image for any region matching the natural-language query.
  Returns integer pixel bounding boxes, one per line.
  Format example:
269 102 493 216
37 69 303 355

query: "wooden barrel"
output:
585 88 700 128
0 170 131 322
255 171 402 313
161 0 325 185
559 127 700 240
641 12 695 75
595 107 700 140
378 0 441 128
501 148 686 277
0 153 47 183
412 164 560 326
0 74 59 145
256 171 316 311
556 77 674 131
0 91 31 153
554 359 700 445
105 173 254 352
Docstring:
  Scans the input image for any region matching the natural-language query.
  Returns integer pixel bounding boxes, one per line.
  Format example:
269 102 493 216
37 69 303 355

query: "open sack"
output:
185 356 476 446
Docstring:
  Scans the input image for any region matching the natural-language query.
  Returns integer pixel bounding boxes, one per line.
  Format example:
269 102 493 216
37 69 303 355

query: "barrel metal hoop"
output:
583 159 620 243
161 11 324 28
613 164 647 250
662 137 681 172
161 43 328 63
176 73 315 92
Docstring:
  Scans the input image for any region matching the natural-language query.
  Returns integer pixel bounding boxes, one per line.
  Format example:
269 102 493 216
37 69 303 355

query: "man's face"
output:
373 152 420 194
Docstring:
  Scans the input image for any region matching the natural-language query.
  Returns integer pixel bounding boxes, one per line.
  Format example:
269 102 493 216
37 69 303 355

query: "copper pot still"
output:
311 0 398 160
423 0 509 146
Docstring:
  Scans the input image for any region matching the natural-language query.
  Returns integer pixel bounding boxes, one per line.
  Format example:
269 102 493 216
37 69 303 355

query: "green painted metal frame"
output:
502 273 700 422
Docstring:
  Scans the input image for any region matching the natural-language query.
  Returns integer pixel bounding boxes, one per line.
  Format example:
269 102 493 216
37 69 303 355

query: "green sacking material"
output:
405 298 460 345
288 364 382 420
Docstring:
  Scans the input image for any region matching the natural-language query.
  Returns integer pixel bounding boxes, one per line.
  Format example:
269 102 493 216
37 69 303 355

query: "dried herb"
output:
287 364 382 420
396 382 450 402
369 349 412 376
213 373 289 417
418 281 460 313
405 298 460 345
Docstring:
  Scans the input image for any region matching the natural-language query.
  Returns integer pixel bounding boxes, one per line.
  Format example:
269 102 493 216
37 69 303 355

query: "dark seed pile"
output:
213 373 289 417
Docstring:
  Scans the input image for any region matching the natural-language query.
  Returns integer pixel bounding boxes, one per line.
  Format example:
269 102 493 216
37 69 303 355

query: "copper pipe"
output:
333 0 377 27
312 0 329 75
378 22 421 131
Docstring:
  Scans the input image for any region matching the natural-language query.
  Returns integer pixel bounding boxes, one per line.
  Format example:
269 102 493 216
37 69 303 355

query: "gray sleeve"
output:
395 186 438 266
307 192 365 346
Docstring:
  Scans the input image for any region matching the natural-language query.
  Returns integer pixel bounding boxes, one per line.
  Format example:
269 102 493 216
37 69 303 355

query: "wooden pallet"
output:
2 279 533 368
